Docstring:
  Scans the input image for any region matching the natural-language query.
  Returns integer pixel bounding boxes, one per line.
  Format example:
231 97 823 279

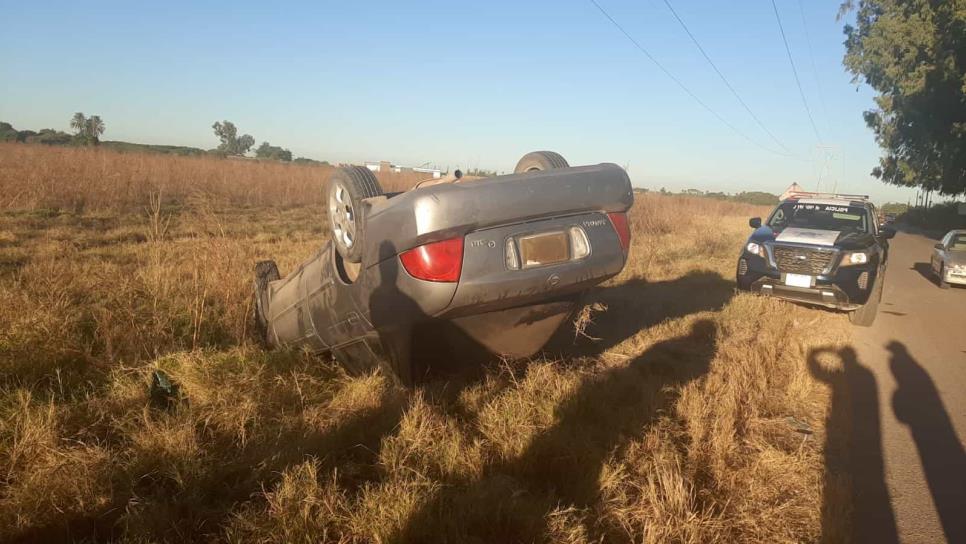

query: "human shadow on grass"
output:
808 346 898 544
888 341 966 543
396 319 718 543
545 270 732 359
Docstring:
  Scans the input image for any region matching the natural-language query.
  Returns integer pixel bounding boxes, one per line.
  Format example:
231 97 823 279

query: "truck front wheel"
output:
849 271 883 327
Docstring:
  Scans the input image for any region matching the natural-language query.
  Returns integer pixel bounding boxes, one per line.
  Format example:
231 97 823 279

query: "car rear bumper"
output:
439 211 626 318
945 271 966 285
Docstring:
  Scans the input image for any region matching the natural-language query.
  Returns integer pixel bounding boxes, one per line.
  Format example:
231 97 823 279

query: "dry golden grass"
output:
0 145 850 542
0 143 423 212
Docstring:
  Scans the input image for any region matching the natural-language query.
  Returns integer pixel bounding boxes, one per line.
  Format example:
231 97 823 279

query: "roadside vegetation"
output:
897 202 966 233
0 144 849 542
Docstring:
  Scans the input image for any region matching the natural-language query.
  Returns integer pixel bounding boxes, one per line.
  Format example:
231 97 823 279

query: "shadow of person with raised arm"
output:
808 346 898 544
888 341 966 543
396 318 718 543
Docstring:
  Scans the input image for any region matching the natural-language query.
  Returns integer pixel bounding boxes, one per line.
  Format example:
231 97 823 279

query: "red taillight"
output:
607 212 631 252
399 237 464 282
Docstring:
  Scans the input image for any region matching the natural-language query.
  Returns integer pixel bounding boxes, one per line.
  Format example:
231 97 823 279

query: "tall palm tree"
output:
70 112 87 135
85 116 105 142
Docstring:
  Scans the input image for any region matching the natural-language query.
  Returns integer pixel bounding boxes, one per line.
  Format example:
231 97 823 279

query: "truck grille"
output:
773 246 836 275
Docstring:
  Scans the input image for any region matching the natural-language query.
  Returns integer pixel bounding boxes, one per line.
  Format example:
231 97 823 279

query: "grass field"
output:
0 144 849 543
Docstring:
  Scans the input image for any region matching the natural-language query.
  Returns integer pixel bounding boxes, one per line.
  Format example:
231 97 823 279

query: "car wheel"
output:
513 151 570 173
327 166 384 263
849 270 883 327
253 260 280 346
939 264 951 289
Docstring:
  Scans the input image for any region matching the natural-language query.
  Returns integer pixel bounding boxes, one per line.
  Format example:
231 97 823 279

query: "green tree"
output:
254 141 293 161
0 122 19 142
212 120 255 156
880 202 909 215
29 129 73 145
841 1 966 196
70 112 87 135
69 112 105 145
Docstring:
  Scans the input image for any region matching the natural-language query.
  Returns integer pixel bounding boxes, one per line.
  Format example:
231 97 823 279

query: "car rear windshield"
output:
767 202 870 234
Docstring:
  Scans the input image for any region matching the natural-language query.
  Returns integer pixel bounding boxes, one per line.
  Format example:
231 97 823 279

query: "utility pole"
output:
813 144 842 194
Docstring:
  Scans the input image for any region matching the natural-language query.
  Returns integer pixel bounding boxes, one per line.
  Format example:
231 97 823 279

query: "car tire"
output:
513 151 570 174
938 264 951 289
327 166 384 263
849 270 883 327
253 260 280 346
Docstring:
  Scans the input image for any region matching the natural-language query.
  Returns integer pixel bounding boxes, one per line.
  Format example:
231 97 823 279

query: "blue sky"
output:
0 0 922 203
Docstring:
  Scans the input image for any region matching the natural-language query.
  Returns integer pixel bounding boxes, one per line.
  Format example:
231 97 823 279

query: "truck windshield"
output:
767 202 869 234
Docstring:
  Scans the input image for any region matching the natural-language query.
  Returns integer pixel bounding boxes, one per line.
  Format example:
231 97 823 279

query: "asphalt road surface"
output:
850 230 965 543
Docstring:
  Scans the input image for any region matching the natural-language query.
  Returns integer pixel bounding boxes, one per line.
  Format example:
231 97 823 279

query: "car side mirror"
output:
880 226 896 239
749 217 762 229
935 243 945 250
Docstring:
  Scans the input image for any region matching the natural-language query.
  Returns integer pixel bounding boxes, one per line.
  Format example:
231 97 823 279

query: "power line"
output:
661 0 795 157
797 0 832 136
588 0 791 157
770 0 822 142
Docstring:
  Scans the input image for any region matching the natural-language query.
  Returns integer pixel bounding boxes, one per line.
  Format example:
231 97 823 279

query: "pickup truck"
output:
737 192 895 326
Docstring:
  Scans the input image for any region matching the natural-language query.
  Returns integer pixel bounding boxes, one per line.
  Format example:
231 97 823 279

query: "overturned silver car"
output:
253 152 633 384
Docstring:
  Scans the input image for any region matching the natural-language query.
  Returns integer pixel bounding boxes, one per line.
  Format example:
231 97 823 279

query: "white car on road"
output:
930 229 966 288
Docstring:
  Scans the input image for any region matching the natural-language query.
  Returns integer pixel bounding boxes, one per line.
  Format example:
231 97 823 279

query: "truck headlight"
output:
840 251 869 266
746 242 766 258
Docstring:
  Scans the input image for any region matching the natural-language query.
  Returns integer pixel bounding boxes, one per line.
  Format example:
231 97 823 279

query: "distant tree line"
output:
1 115 322 164
210 120 294 162
640 187 780 206
1 111 106 146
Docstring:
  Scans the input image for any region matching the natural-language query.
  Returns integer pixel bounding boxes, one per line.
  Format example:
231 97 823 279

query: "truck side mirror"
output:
749 217 762 228
880 226 896 239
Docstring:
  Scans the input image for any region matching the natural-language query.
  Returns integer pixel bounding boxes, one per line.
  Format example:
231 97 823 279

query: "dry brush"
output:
0 145 849 543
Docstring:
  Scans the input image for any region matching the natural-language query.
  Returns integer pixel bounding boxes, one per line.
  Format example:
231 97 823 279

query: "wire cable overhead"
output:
661 0 795 157
797 0 833 135
588 0 792 158
770 0 822 142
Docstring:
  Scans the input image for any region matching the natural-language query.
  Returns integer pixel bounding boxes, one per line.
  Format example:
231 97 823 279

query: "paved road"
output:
850 231 966 543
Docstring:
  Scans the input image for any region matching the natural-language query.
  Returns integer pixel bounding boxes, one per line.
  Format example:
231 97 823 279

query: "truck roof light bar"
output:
785 191 870 201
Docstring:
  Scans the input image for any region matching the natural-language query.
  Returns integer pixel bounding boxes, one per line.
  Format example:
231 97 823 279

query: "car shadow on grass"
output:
395 318 719 543
544 269 733 358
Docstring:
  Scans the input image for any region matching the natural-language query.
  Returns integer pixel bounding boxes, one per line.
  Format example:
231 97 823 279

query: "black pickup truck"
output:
736 193 895 326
